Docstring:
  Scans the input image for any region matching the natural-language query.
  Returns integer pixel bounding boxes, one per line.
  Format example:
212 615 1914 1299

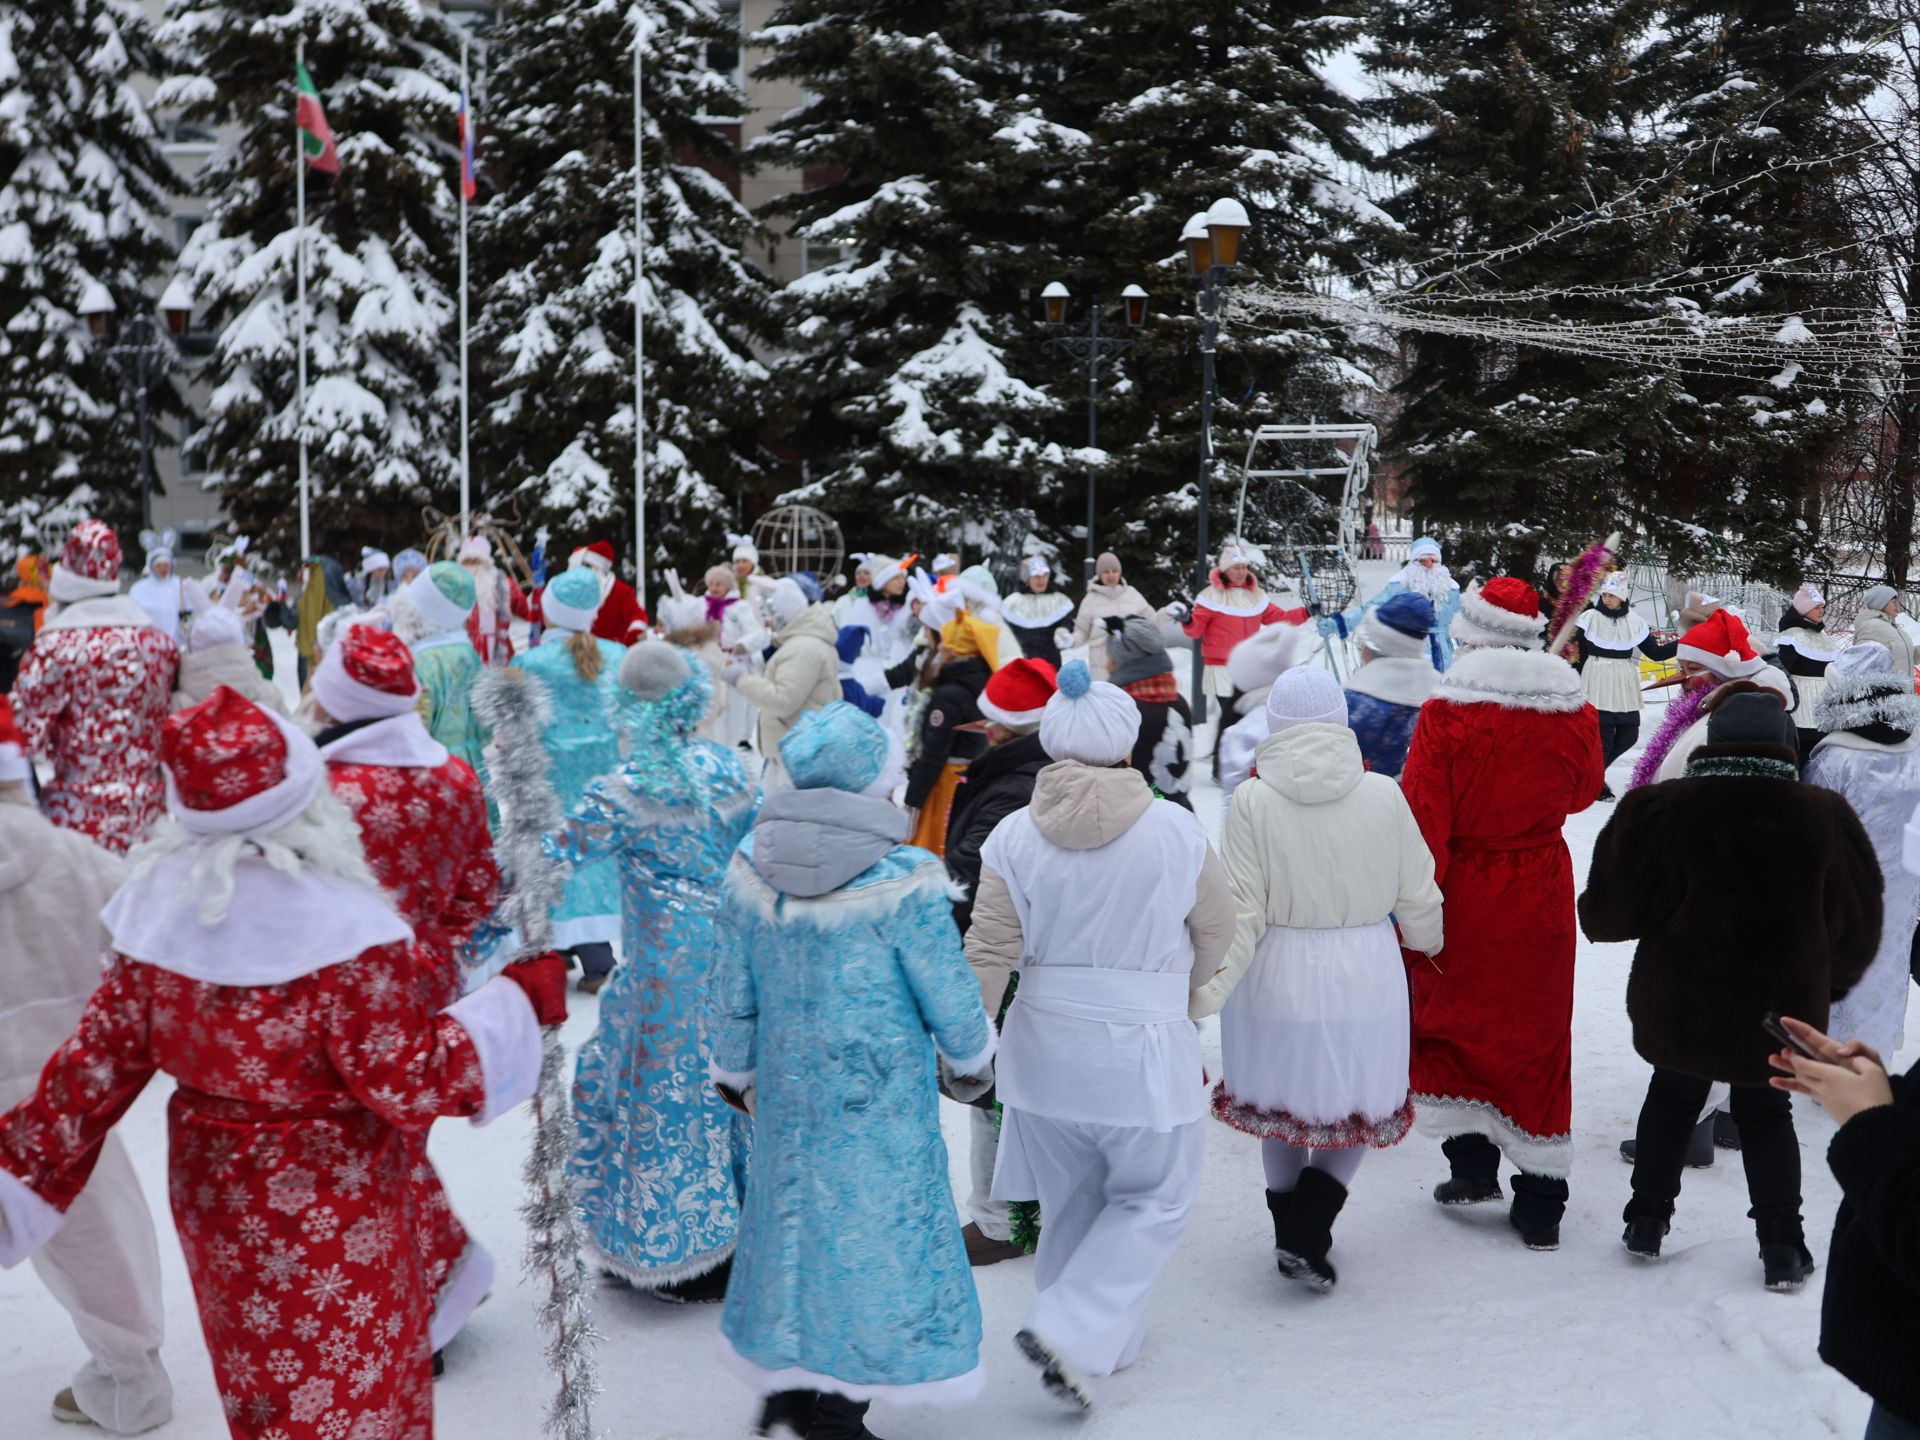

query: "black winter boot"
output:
1757 1221 1815 1293
756 1391 818 1438
1621 1199 1672 1260
1275 1167 1348 1292
810 1394 880 1440
1619 1113 1715 1169
1014 1329 1094 1412
652 1256 732 1304
1508 1172 1569 1251
1434 1134 1503 1205
1264 1188 1294 1251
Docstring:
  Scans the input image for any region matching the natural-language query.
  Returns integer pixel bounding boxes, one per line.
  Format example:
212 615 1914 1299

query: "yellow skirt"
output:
908 760 967 857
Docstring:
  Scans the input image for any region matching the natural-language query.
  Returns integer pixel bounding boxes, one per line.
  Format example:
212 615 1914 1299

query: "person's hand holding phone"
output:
1767 1014 1896 1125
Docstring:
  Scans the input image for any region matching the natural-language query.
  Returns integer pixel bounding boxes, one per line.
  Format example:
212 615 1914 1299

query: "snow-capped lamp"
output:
1122 284 1149 328
78 280 115 338
1184 198 1252 277
1041 281 1070 325
160 275 196 337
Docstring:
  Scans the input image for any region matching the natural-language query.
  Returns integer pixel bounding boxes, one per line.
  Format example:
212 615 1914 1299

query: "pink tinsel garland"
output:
1629 683 1716 789
1548 538 1617 658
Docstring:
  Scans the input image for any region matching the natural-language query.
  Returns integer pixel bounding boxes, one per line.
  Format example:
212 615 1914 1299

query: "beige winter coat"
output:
172 643 290 715
1070 581 1157 676
1193 722 1443 1018
1853 610 1916 686
965 762 1237 1017
0 789 127 1106
734 603 841 758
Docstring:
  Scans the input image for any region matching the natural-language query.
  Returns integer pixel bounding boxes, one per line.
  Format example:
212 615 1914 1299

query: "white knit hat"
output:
768 576 810 629
1792 583 1825 616
1040 660 1140 766
1264 666 1347 733
188 606 246 654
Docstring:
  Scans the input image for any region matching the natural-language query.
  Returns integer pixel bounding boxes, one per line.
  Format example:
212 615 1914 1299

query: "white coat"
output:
733 604 841 760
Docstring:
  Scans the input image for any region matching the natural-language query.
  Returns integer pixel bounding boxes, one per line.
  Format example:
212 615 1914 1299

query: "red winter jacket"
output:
1181 570 1308 667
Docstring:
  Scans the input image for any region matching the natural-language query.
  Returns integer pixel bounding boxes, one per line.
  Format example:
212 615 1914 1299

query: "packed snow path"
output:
2 652 1907 1440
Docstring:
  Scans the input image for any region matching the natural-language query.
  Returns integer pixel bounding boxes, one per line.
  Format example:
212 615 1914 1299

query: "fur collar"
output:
1429 646 1587 713
1815 674 1920 740
1684 745 1800 783
723 847 959 930
43 594 156 632
1344 655 1436 710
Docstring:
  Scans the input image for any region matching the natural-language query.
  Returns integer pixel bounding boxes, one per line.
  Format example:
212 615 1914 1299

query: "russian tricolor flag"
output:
457 87 476 202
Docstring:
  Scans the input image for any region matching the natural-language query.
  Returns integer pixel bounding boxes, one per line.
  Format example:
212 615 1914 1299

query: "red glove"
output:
503 953 569 1027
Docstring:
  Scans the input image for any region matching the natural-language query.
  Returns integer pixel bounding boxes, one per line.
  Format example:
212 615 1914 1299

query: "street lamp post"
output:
81 283 190 535
1180 198 1249 722
1041 282 1148 586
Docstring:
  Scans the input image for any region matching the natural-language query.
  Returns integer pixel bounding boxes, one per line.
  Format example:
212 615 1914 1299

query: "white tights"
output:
1261 1139 1365 1192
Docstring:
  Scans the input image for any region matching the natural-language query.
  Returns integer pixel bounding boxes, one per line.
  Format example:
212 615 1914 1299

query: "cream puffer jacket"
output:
1193 721 1443 1017
1069 581 1157 676
0 789 127 1107
734 603 843 757
1852 610 1916 689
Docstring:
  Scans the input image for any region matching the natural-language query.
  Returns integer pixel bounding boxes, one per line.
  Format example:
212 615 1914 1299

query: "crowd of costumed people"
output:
0 518 1916 1440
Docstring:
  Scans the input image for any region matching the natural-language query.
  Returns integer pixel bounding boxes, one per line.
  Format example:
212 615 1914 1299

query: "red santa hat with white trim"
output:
312 624 421 722
977 657 1058 733
570 540 617 575
49 517 125 604
0 694 28 783
1675 609 1764 679
163 686 323 839
1449 577 1546 650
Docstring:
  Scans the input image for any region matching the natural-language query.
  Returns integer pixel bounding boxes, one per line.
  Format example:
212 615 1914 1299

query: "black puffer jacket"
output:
1820 1061 1920 1430
945 731 1050 932
904 656 991 809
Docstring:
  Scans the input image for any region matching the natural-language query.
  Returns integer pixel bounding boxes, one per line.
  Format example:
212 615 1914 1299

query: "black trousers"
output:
1596 710 1640 771
1628 1068 1801 1232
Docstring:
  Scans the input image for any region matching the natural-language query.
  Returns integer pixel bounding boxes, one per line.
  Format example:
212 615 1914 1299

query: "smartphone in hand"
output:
1761 1012 1822 1062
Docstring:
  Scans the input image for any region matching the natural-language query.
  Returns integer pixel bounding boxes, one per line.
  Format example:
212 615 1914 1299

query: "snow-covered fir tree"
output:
158 0 466 560
1050 0 1381 596
750 2 1085 559
1631 0 1889 584
0 0 176 549
1361 0 1683 577
474 0 772 591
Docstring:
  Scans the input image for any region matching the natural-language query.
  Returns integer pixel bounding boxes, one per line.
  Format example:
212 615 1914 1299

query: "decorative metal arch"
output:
1235 423 1377 555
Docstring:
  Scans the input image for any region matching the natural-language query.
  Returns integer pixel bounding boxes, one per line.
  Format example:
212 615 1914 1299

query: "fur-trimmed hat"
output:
1450 578 1546 651
618 639 692 700
1358 592 1434 660
1676 609 1763 679
0 694 27 783
399 562 475 634
1817 641 1920 738
163 686 322 839
312 625 419 722
542 567 605 633
978 657 1058 732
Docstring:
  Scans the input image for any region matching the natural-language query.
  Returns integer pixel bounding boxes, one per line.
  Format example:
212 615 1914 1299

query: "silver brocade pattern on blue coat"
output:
712 842 992 1393
510 636 627 950
1345 689 1422 778
544 661 758 1286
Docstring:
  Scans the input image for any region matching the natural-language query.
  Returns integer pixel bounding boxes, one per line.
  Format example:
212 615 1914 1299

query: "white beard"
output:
1396 561 1455 600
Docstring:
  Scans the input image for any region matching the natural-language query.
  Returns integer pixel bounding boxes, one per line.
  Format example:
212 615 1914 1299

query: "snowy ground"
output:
4 603 1913 1439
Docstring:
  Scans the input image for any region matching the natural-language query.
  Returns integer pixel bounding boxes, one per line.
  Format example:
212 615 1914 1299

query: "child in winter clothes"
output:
1068 552 1155 677
1805 643 1920 1063
712 703 995 1438
1177 541 1309 701
1776 583 1841 760
1343 591 1438 779
1580 691 1882 1290
965 662 1236 1409
1202 668 1442 1291
1575 572 1677 798
904 606 994 853
0 697 174 1433
1105 615 1194 807
1770 1013 1920 1437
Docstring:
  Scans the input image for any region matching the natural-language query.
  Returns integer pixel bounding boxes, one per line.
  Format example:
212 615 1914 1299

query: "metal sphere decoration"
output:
750 504 844 583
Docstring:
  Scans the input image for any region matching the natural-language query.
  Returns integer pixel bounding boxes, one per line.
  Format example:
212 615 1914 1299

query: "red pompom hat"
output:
1451 577 1548 650
978 657 1059 730
312 624 421 722
0 693 28 783
163 686 323 838
1676 609 1763 679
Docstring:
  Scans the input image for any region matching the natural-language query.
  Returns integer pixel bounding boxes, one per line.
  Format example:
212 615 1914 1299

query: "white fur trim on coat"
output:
1815 675 1920 738
428 1240 495 1353
445 978 542 1126
937 1016 999 1078
1428 646 1588 714
708 1059 758 1093
723 851 958 930
1344 655 1437 709
1449 586 1546 651
0 1166 66 1266
715 1331 985 1407
1412 1094 1573 1178
42 594 153 632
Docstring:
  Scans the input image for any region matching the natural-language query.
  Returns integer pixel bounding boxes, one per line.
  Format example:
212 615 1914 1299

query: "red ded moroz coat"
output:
1399 644 1603 1177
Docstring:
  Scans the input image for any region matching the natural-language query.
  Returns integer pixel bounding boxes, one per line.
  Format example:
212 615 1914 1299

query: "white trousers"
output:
967 1107 1010 1242
28 1133 173 1433
994 1111 1205 1377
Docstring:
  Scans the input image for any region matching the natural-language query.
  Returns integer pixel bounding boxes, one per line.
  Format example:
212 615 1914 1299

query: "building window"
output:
698 0 743 117
163 117 218 146
179 414 207 477
802 236 855 273
173 214 203 253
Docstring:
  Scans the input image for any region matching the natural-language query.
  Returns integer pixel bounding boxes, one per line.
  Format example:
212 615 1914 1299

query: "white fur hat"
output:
1225 622 1309 693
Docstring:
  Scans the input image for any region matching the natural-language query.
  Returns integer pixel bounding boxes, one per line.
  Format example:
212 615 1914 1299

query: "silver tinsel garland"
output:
471 667 601 1440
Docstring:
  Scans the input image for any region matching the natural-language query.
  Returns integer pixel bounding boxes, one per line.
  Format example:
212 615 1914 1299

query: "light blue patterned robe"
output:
414 636 490 788
510 633 626 949
712 841 994 1399
1324 577 1463 671
545 664 758 1286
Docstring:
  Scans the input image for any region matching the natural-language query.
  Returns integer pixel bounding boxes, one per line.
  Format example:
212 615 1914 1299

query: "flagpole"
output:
632 32 646 608
296 36 311 561
459 31 471 543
